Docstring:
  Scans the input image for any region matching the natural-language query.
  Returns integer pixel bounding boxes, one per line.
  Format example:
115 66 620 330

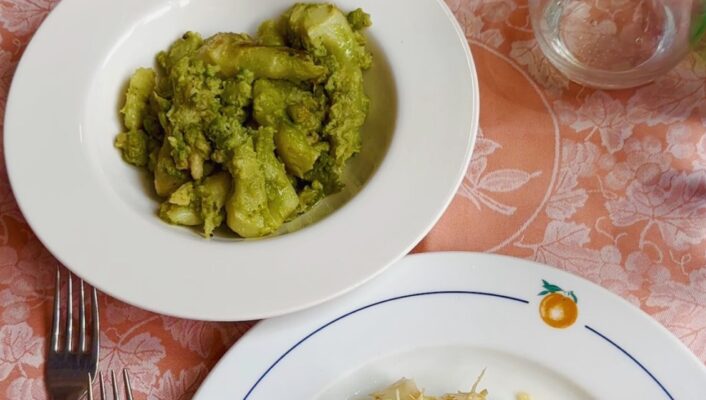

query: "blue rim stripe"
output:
243 290 528 399
585 325 673 400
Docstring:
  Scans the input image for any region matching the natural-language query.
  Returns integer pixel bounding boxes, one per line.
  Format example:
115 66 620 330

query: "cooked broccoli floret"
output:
225 137 269 238
285 3 371 174
159 172 231 237
159 181 202 226
154 141 189 197
304 151 343 195
206 114 249 163
347 8 372 31
120 68 156 131
163 55 225 180
255 127 300 224
274 123 325 178
222 69 255 110
226 128 299 238
116 68 158 167
115 129 149 167
198 172 231 236
295 180 325 216
157 31 204 71
252 79 325 130
286 3 372 69
252 79 327 177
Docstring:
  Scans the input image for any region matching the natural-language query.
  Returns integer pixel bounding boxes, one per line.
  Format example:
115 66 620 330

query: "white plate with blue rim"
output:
4 0 477 320
195 252 706 399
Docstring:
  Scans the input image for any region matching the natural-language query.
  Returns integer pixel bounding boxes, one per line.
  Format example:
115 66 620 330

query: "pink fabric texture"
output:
1 0 705 398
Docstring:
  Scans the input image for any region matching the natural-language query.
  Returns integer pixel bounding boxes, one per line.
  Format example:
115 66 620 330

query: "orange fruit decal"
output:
538 280 578 329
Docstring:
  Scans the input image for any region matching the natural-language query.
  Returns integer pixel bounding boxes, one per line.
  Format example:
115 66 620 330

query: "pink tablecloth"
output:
1 0 705 398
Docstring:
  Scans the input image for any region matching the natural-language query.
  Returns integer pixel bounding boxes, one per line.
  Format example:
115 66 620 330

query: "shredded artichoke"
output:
369 371 489 400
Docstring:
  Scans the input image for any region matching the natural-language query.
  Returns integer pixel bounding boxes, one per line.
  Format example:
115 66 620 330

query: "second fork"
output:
87 370 134 400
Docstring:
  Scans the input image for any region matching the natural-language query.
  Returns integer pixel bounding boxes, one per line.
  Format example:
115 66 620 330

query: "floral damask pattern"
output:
458 129 541 216
1 0 705 398
421 0 706 371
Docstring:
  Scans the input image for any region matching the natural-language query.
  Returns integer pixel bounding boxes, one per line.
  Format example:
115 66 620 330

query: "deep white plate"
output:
195 253 706 399
4 0 478 320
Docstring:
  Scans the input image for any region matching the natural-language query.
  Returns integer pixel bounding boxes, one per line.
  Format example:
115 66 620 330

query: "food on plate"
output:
115 3 372 238
368 373 533 400
369 373 488 400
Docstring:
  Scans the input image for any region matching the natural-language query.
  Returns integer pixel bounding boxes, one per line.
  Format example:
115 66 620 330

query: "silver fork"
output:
87 370 134 400
46 269 100 400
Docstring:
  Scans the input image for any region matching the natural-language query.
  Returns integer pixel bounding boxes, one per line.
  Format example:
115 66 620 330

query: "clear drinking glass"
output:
529 0 705 89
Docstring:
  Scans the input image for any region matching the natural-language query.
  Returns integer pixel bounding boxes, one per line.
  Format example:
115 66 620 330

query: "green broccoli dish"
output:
115 3 373 238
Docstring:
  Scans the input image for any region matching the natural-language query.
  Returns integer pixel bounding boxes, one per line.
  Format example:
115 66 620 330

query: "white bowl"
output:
4 0 478 320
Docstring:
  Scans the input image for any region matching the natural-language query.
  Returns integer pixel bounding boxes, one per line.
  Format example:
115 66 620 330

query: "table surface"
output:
1 0 705 398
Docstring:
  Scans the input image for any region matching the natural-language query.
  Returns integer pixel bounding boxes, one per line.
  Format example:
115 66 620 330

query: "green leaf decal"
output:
540 279 578 302
542 280 562 292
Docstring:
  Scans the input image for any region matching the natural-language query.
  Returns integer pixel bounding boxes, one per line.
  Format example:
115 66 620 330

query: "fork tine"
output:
64 271 73 352
51 268 60 352
111 370 121 400
123 369 134 400
87 373 94 400
79 279 86 353
99 373 106 399
91 286 100 367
